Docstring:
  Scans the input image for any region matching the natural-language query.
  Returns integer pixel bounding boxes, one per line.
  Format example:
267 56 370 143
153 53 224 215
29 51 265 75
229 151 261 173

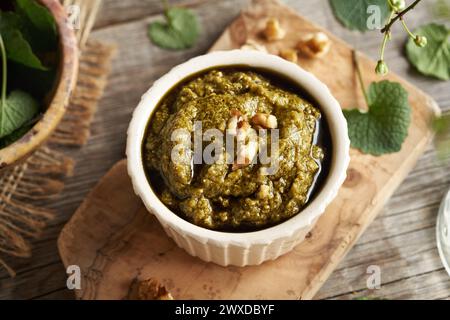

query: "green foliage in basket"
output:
0 0 58 148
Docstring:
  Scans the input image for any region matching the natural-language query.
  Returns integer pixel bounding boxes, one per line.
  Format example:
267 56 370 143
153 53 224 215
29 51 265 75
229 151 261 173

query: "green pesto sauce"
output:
143 67 331 232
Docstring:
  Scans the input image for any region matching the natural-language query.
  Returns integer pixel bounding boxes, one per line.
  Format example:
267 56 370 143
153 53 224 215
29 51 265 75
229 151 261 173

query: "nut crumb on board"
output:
264 18 286 41
279 49 298 63
128 278 174 300
297 32 331 58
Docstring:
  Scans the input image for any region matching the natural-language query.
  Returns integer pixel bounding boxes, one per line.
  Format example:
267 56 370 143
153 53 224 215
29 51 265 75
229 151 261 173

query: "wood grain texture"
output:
59 160 340 300
1 0 450 300
56 0 442 300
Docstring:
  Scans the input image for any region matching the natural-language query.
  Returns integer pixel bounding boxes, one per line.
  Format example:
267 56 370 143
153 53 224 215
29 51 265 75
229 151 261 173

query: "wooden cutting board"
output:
57 0 440 300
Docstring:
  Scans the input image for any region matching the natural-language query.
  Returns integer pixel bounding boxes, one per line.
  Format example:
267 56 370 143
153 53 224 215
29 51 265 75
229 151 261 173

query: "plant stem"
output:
387 0 396 11
162 0 171 23
0 33 7 106
162 0 170 11
379 11 395 61
400 18 415 39
381 0 423 33
380 32 389 61
352 50 369 107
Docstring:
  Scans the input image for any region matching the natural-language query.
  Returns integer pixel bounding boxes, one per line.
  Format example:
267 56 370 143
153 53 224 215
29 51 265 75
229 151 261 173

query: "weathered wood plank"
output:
95 0 208 28
316 226 447 298
328 269 450 300
1 0 450 299
0 262 67 300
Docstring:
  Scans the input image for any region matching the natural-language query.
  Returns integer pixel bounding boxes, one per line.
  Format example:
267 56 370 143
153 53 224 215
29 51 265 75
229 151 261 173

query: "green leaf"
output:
148 7 200 50
0 12 47 70
433 0 450 19
167 8 199 45
14 0 57 52
15 0 56 35
2 29 47 70
0 123 34 148
148 21 187 50
9 60 56 100
0 11 22 29
406 23 450 80
329 0 391 32
343 81 411 156
0 90 39 139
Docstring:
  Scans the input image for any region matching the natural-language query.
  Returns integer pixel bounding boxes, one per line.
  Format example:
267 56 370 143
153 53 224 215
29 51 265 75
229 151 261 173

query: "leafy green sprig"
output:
330 0 449 157
344 51 411 156
148 0 200 50
406 23 450 80
330 0 392 32
376 0 426 76
0 32 39 142
0 0 57 148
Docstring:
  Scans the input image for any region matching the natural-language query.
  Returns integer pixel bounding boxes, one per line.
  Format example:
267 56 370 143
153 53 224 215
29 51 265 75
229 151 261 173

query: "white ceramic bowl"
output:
127 50 350 267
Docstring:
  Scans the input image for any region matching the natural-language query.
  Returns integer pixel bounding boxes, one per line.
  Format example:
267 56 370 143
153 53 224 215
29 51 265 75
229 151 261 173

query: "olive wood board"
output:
57 0 440 300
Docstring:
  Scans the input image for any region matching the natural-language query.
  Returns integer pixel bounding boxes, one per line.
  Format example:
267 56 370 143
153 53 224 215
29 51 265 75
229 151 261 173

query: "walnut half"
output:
297 32 331 58
128 278 174 300
251 113 278 129
279 49 298 63
264 18 286 41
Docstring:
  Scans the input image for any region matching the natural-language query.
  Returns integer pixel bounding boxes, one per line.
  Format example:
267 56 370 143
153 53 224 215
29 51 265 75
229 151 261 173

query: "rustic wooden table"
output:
1 0 449 300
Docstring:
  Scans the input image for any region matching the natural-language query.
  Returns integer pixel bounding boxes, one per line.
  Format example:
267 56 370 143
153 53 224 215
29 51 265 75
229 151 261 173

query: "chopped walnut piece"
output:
297 32 331 58
264 18 286 41
279 49 298 63
232 119 259 171
251 113 278 129
227 109 246 136
232 157 251 171
137 278 174 300
230 108 242 118
234 132 258 171
227 115 239 136
237 119 250 130
257 185 271 199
